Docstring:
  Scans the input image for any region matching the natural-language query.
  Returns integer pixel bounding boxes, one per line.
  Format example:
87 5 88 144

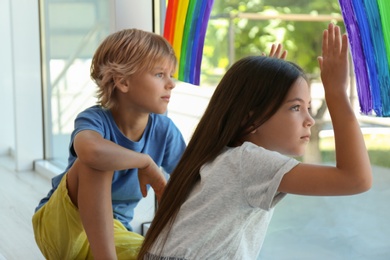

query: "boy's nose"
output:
167 78 175 89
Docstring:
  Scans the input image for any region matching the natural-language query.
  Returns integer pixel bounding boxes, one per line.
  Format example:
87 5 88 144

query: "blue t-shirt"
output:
36 105 186 230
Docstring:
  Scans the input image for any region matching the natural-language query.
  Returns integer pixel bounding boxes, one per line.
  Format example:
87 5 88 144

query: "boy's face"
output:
246 77 315 157
121 60 176 114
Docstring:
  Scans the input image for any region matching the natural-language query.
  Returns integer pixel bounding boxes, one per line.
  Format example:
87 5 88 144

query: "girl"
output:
137 23 372 259
32 29 186 260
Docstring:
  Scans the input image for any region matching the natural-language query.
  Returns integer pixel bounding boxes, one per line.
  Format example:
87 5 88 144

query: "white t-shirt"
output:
147 142 299 260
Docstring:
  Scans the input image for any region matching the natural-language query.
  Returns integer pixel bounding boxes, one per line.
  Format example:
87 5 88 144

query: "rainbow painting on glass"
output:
163 0 215 86
339 0 390 117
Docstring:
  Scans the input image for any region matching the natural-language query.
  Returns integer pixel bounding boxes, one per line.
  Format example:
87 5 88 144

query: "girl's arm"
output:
278 23 372 196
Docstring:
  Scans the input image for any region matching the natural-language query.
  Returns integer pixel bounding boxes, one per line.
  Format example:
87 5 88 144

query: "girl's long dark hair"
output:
137 56 306 259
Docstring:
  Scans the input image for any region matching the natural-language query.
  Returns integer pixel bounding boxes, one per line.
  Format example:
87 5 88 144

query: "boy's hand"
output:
138 159 167 203
262 43 288 59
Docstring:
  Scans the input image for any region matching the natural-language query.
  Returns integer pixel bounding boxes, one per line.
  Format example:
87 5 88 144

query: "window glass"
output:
40 0 390 170
40 0 111 168
200 0 389 168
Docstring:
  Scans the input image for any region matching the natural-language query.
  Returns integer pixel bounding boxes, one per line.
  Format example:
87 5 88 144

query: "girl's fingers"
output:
322 28 329 57
333 25 341 55
341 33 348 56
323 23 346 58
317 56 323 70
269 44 276 56
274 44 282 56
328 23 335 46
267 43 287 59
280 50 288 60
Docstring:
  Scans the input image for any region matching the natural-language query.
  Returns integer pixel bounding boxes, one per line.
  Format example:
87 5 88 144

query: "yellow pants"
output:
32 173 144 260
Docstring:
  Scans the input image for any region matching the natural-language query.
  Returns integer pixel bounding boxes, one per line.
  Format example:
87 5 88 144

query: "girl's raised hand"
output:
317 23 349 95
262 43 288 59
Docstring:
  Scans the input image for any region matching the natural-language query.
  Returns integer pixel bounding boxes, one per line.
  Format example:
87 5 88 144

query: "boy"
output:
33 28 186 260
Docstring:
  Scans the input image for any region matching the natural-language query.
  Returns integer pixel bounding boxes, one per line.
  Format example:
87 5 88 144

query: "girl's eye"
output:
156 73 164 78
291 105 300 111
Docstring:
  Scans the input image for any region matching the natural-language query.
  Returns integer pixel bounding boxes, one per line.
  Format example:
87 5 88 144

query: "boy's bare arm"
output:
74 130 152 171
70 130 167 259
73 160 117 260
73 129 167 199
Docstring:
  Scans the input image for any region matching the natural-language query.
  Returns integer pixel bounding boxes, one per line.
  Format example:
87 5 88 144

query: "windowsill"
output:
34 159 64 179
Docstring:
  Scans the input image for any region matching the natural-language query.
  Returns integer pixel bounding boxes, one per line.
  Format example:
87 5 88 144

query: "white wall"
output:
0 0 43 171
0 0 15 156
114 0 153 32
10 0 44 171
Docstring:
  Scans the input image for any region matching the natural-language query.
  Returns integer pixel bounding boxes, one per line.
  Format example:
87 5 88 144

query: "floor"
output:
0 157 48 260
1 155 389 259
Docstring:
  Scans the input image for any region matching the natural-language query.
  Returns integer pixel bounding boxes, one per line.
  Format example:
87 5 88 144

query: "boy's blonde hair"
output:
91 28 177 109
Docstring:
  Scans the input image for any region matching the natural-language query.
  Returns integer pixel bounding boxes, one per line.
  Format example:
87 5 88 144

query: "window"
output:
39 0 111 168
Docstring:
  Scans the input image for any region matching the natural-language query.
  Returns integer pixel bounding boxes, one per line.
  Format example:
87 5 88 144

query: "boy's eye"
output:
156 73 164 78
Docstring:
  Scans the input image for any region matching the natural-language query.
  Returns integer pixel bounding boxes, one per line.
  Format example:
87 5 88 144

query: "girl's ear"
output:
114 76 129 93
250 128 258 134
244 111 257 134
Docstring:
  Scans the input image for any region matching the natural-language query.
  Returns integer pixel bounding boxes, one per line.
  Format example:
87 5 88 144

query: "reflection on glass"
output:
40 0 111 168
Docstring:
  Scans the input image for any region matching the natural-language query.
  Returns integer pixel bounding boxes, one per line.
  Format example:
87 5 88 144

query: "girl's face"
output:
245 77 315 156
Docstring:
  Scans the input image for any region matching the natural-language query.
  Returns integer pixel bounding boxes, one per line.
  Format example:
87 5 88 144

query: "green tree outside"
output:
202 0 343 85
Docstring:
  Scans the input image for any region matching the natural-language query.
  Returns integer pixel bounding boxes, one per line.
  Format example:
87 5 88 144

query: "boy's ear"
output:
114 76 129 93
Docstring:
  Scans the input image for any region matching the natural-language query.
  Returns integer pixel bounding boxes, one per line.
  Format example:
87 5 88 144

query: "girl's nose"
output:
306 113 315 127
